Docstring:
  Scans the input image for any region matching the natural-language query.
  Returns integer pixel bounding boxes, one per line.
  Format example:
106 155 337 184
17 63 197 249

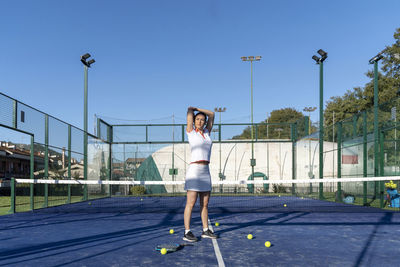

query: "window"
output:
21 111 25 123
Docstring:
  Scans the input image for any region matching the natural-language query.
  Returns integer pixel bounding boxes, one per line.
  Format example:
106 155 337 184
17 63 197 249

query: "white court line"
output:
208 219 225 267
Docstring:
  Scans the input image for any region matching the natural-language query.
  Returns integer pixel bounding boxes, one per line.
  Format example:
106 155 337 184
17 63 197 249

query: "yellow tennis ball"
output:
284 204 287 207
215 222 220 226
169 229 174 234
247 234 253 239
160 248 167 255
278 195 281 197
265 241 271 247
88 202 91 205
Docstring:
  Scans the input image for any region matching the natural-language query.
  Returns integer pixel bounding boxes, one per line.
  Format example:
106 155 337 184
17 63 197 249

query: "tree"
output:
232 108 305 139
324 27 400 141
381 28 400 80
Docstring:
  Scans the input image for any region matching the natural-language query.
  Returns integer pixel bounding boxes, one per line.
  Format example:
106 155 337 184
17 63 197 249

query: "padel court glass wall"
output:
108 122 297 196
0 92 110 214
2 90 400 214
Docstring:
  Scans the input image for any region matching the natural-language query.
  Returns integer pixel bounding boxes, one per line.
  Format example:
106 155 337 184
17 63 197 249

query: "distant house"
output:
0 142 45 181
112 157 146 179
126 157 146 169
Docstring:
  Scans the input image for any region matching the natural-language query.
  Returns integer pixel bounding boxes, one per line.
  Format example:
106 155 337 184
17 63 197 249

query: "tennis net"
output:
6 176 400 214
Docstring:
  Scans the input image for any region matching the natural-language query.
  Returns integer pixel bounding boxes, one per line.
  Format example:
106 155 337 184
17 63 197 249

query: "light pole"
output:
312 49 327 200
212 129 219 140
332 111 335 178
275 128 284 179
266 112 270 179
391 107 397 173
241 56 262 181
303 107 317 177
303 107 317 194
171 114 177 193
215 107 226 193
81 53 95 201
369 52 383 206
369 52 383 179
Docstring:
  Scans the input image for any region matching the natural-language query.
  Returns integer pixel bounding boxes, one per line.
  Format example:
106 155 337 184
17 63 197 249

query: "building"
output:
0 142 45 182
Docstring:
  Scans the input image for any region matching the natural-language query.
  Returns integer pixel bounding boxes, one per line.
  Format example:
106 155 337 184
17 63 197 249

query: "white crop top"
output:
187 128 213 163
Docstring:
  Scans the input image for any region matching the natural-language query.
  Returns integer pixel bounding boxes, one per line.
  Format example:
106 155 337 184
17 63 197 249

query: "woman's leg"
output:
184 190 198 230
199 191 210 229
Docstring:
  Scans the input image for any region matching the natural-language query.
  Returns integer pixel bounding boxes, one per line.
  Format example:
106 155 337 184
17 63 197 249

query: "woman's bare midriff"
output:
191 160 209 165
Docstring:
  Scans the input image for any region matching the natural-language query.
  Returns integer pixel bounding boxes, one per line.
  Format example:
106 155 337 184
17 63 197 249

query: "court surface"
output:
1 196 400 267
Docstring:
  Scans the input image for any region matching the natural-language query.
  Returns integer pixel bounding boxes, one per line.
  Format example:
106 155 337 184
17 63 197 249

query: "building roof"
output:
126 157 146 163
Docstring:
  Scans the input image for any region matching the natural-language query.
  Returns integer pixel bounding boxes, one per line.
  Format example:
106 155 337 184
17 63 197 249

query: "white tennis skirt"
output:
185 164 212 192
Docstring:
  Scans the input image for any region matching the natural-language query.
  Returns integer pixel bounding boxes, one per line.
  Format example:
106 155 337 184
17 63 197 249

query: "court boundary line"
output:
208 219 225 267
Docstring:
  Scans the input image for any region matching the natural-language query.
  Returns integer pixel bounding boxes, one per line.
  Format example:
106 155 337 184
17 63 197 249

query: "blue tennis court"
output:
1 196 399 267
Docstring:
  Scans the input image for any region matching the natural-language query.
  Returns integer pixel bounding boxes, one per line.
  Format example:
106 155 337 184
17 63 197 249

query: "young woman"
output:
183 106 218 242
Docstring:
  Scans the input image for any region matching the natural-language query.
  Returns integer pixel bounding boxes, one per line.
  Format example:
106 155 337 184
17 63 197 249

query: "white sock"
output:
185 229 191 234
203 228 208 232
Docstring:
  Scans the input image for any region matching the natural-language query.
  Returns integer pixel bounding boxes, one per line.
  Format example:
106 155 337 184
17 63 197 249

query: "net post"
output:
43 114 49 208
337 122 342 202
362 111 367 205
9 178 16 214
30 135 34 210
379 131 385 208
67 125 72 204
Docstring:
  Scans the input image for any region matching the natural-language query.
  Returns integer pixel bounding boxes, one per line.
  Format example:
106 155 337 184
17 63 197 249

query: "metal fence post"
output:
9 178 16 214
30 135 34 210
291 123 297 195
44 115 49 208
67 125 71 204
363 111 367 205
379 131 385 208
337 122 342 202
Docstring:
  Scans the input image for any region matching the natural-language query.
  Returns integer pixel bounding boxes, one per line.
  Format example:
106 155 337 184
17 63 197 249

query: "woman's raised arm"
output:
186 107 196 132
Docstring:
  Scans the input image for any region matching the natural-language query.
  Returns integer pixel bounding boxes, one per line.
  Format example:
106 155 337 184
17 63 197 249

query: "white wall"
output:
151 139 338 184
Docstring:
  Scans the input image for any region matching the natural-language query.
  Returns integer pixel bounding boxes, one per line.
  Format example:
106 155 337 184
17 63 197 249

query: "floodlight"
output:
81 53 91 60
87 59 95 66
369 53 383 64
81 53 95 67
312 55 320 63
317 49 327 58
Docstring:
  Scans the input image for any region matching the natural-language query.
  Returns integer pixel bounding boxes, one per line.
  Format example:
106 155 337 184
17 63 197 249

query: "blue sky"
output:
1 0 400 134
